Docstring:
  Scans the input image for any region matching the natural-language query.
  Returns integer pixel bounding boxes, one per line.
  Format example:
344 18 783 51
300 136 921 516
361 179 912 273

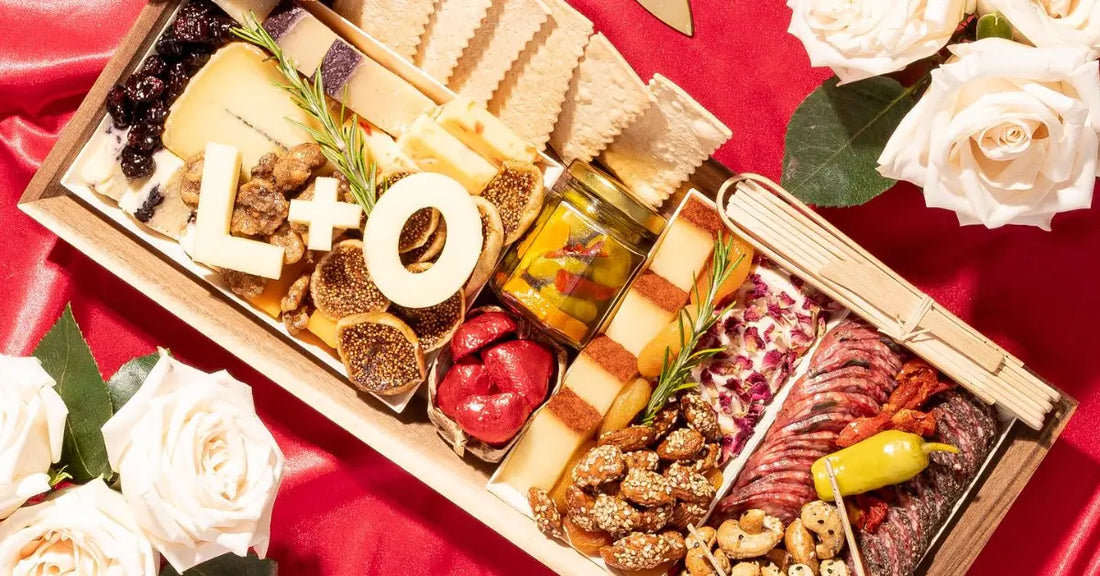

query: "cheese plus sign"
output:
288 177 364 251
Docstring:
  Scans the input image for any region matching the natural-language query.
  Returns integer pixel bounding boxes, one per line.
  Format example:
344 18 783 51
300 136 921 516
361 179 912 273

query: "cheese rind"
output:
434 97 538 165
264 3 339 75
163 44 321 173
192 142 285 279
397 115 498 194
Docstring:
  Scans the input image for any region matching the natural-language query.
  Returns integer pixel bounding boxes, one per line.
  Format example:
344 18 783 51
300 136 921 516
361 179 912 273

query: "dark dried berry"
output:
143 101 170 124
172 13 212 43
138 55 167 79
120 147 155 179
127 124 162 152
125 76 164 104
164 62 190 101
210 16 235 43
182 49 211 74
155 30 186 58
106 84 133 128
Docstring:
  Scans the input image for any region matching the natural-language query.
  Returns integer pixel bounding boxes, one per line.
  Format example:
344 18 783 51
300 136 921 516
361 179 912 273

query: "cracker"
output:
488 0 593 150
449 0 550 107
549 33 653 165
601 74 731 209
332 0 435 60
414 0 495 83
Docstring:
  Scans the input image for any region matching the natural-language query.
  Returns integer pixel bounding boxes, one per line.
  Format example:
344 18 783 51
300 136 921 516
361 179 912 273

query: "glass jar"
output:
491 161 665 348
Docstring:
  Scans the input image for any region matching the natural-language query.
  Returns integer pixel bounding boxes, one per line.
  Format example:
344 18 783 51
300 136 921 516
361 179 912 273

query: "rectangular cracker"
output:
488 0 593 150
414 0 495 83
448 0 550 107
549 33 653 165
600 74 731 209
332 0 435 60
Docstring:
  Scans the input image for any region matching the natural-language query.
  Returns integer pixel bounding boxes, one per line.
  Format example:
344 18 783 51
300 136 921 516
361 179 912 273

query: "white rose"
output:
978 0 1100 55
101 354 284 572
878 38 1100 229
787 0 975 83
0 479 159 575
0 355 68 520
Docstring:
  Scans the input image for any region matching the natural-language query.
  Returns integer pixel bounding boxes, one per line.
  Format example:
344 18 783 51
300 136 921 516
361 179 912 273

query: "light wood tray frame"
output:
18 2 1076 575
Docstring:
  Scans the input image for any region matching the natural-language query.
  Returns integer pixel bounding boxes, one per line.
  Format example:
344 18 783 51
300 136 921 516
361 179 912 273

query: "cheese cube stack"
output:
497 336 638 491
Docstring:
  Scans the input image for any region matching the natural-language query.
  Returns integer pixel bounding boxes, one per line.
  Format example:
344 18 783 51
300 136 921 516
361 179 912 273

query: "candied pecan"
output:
636 504 673 532
592 494 646 536
682 393 721 441
623 451 661 472
281 274 310 313
565 486 598 532
600 531 686 572
267 222 306 265
231 178 288 236
666 463 715 504
669 501 709 530
251 152 278 181
620 468 673 508
651 404 680 439
274 143 324 192
598 426 655 452
572 445 626 489
281 307 310 335
179 152 204 207
219 268 265 299
528 487 563 540
657 428 705 461
691 443 721 474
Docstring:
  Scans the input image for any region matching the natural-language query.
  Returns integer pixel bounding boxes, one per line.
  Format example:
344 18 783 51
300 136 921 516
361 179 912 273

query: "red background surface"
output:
1 1 1098 574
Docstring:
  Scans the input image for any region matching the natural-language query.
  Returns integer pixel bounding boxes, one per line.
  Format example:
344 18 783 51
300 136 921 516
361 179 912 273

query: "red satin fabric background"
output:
2 1 1098 574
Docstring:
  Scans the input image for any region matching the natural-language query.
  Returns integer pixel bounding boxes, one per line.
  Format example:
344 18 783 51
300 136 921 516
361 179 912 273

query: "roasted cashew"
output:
740 509 766 534
685 546 732 576
785 519 819 574
686 526 717 550
788 565 814 576
801 500 844 559
730 561 761 576
821 559 850 576
760 562 782 576
718 514 784 559
764 548 792 573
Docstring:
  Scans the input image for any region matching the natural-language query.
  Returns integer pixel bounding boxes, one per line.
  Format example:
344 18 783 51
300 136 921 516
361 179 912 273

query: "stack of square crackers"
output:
333 0 731 209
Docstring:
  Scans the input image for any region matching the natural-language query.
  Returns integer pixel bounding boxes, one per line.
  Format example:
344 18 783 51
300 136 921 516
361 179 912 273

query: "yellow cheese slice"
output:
397 115 498 194
497 410 581 492
649 219 715 293
434 97 538 165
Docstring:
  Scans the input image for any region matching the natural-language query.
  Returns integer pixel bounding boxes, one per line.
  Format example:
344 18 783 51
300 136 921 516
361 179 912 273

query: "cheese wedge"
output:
434 97 538 165
449 0 550 107
263 2 340 75
333 0 435 60
414 0 494 83
648 194 722 292
163 44 320 173
118 150 192 240
397 115 498 194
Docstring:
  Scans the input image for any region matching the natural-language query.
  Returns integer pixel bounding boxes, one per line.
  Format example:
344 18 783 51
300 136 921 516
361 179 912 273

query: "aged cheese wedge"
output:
550 33 653 165
489 0 593 150
397 115 498 194
601 74 732 209
162 43 320 173
648 194 722 292
263 2 340 75
191 142 285 279
604 272 686 356
333 0 435 60
118 150 192 240
211 0 280 23
434 97 538 165
414 0 494 83
449 0 550 107
319 39 437 136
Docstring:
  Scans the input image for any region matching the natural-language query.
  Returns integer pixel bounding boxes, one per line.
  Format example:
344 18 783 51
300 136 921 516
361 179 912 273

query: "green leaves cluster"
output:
161 552 277 576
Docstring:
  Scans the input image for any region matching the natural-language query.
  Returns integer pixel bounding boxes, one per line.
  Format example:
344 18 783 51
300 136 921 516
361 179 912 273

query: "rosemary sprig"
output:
231 14 378 213
641 235 746 425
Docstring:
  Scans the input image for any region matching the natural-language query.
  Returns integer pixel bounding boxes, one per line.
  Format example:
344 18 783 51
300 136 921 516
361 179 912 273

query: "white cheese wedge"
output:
211 0 280 24
434 97 538 165
288 177 363 251
397 115 498 194
78 125 129 201
496 410 579 492
263 3 339 75
192 142 285 279
318 39 437 136
363 125 418 175
163 44 321 174
118 150 192 239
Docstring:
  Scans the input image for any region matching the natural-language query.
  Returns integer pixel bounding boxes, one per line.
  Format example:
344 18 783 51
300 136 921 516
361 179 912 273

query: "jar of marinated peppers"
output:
491 162 665 348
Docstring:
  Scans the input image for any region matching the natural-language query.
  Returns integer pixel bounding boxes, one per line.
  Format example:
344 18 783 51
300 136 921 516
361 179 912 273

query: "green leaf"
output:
782 76 916 207
32 306 114 482
107 352 162 412
160 552 278 576
977 12 1013 40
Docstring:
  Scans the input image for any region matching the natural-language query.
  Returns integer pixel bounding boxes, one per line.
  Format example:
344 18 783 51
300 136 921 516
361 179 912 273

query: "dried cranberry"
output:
143 101 170 124
155 30 186 58
137 55 167 79
182 49 211 74
125 75 165 104
164 62 190 101
172 12 212 43
210 16 236 43
126 124 162 152
120 147 155 179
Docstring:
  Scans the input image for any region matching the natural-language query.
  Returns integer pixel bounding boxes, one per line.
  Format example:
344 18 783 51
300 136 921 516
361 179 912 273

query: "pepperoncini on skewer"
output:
812 430 958 500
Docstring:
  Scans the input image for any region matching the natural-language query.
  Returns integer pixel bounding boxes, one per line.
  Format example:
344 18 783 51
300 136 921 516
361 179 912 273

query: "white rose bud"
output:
101 354 285 573
0 479 159 575
978 0 1100 55
787 0 975 83
879 38 1100 229
0 355 68 520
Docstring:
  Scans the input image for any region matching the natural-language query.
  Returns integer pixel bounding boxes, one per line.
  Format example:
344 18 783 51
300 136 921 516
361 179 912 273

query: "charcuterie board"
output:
18 1 1075 575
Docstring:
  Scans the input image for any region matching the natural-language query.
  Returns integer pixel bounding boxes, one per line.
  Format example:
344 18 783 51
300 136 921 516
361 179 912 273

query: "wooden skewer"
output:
825 459 866 576
686 524 728 576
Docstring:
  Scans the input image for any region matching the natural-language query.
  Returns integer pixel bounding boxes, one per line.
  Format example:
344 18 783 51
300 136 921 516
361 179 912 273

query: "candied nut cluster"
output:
528 487 563 540
534 393 727 572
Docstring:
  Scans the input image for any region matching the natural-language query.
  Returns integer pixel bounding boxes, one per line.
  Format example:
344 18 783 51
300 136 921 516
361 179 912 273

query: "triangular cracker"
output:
488 0 593 150
333 0 435 60
414 0 495 83
449 0 550 107
601 74 731 209
550 33 654 165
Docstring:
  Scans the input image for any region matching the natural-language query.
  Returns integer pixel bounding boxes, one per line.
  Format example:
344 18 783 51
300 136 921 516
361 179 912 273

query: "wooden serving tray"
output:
18 2 1076 574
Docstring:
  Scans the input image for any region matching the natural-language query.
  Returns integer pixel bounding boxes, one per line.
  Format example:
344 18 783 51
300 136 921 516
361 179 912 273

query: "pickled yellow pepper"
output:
812 430 958 500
